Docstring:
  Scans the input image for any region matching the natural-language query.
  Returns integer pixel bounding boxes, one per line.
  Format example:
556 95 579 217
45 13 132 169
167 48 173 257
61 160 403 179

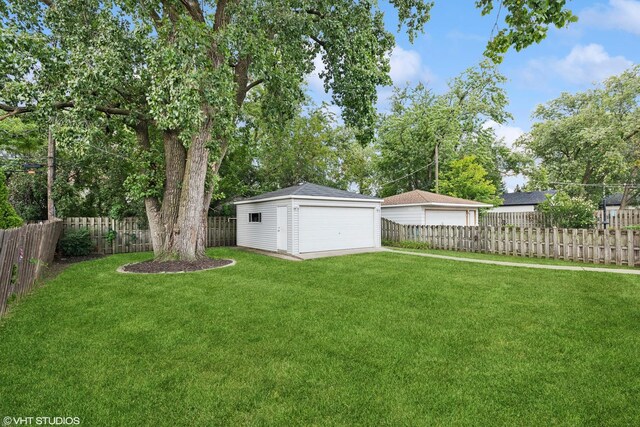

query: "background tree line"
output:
3 64 638 223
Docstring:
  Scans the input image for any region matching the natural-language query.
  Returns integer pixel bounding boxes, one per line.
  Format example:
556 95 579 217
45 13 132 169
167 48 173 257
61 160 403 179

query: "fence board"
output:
0 220 63 318
59 216 236 255
481 209 640 229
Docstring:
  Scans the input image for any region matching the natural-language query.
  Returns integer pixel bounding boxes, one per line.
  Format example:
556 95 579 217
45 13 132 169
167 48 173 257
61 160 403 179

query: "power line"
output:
380 160 436 188
548 181 640 189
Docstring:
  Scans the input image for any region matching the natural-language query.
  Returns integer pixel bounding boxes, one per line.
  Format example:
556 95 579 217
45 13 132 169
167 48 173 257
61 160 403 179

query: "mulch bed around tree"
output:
119 258 234 274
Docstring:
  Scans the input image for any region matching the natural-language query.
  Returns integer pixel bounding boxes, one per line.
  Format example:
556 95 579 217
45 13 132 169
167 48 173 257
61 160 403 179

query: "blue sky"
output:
307 0 640 191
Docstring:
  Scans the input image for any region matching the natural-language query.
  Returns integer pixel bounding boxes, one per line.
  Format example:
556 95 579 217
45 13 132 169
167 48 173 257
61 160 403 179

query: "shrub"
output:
383 240 431 250
58 228 94 257
624 225 640 231
537 191 597 229
0 172 24 229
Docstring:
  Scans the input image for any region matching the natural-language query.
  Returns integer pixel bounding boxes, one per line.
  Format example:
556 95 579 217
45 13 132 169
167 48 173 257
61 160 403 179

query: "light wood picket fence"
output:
480 209 640 229
382 218 639 267
61 216 236 255
0 220 63 317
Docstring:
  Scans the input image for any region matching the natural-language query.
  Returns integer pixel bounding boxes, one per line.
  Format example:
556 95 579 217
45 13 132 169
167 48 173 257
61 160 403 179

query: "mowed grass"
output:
1 248 639 426
385 246 640 270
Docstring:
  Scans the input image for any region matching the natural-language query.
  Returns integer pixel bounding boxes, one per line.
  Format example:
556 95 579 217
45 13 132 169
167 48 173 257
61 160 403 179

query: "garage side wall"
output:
236 200 293 253
292 199 381 255
381 206 425 225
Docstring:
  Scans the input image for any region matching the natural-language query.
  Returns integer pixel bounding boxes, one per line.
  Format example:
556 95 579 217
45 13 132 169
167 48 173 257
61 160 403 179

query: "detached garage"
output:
381 190 492 226
235 183 382 255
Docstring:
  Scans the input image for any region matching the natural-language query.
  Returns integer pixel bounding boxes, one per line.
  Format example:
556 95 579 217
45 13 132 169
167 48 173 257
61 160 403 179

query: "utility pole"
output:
434 142 439 193
601 184 608 230
47 127 56 220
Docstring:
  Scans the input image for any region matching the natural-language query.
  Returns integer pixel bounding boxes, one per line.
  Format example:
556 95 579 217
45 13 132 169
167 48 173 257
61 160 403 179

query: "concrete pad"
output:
297 247 387 260
236 247 303 261
238 246 387 261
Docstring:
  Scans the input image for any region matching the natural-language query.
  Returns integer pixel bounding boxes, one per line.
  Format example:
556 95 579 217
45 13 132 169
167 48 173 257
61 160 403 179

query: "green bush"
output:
537 191 597 229
383 240 431 250
58 228 94 257
0 172 24 229
624 225 640 231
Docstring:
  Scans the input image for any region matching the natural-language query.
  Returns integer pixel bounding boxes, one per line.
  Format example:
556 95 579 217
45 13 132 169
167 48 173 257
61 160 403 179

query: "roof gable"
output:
382 190 489 207
500 190 557 206
239 183 380 202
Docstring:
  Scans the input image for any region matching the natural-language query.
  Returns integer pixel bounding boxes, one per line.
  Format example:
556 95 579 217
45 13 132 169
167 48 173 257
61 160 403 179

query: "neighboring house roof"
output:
235 182 381 204
382 190 492 208
500 190 557 206
602 193 640 207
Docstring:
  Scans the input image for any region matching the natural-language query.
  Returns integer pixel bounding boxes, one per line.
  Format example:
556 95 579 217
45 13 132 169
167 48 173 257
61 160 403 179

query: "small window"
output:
249 213 262 223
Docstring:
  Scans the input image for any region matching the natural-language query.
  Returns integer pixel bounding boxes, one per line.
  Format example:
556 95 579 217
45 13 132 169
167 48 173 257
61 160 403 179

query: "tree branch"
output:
179 0 205 22
148 7 163 29
245 79 264 92
310 35 326 48
214 0 228 31
0 101 132 119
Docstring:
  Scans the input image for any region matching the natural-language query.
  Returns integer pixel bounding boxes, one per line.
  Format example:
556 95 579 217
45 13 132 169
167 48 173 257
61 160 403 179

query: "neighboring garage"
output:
235 183 382 255
381 189 492 226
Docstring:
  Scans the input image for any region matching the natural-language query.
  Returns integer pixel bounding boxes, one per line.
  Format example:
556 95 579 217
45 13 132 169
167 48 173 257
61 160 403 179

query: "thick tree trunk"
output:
143 120 212 261
172 121 211 260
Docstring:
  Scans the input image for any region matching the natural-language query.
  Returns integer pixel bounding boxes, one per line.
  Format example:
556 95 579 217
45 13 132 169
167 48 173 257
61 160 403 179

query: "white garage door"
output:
425 209 467 226
299 206 375 253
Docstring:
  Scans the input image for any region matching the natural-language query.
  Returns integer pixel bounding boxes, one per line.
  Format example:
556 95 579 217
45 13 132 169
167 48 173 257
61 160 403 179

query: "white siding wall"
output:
383 206 480 225
381 206 425 225
238 198 380 255
292 199 381 255
489 205 536 213
236 200 293 252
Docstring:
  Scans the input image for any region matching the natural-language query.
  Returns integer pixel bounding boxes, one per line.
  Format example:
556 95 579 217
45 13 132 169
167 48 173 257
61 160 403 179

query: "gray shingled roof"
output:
501 190 557 206
602 193 640 207
239 182 380 202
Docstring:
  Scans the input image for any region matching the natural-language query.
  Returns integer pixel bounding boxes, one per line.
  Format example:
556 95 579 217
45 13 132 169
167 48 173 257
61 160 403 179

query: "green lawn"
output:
385 246 640 270
1 248 639 426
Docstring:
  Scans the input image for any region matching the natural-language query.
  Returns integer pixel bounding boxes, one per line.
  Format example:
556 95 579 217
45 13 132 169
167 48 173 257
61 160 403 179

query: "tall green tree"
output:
520 66 640 207
0 0 576 261
376 62 521 197
439 155 501 205
214 102 378 211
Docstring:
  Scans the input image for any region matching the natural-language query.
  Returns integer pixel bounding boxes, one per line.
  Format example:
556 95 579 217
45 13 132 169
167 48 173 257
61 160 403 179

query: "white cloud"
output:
503 174 528 193
388 46 435 86
524 44 633 86
483 120 524 150
484 120 528 192
307 46 436 114
307 54 327 94
308 46 435 95
581 0 640 35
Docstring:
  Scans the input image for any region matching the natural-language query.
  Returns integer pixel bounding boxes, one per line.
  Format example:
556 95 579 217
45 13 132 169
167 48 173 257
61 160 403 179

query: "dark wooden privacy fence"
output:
382 218 639 267
480 209 640 229
61 216 236 255
0 220 63 317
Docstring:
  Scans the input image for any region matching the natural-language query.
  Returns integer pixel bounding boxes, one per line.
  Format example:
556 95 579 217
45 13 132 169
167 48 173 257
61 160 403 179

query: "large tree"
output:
520 65 640 207
439 155 502 205
0 0 576 261
376 62 522 197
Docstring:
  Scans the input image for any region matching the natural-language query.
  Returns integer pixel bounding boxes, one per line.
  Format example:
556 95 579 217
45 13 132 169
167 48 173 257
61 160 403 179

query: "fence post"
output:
615 228 622 265
604 229 611 265
628 229 635 267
